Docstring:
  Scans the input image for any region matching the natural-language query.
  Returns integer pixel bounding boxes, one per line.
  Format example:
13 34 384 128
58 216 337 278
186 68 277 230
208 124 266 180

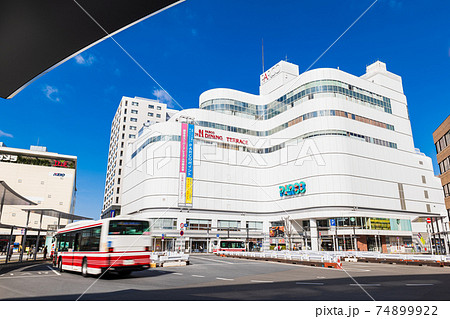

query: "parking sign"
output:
330 219 336 227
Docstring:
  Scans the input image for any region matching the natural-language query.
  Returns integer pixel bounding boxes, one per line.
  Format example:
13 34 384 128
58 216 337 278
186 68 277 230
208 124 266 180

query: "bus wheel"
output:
81 258 88 277
58 258 64 273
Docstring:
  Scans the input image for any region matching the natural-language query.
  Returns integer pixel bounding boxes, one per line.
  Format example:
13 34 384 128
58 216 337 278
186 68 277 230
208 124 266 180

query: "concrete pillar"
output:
310 219 319 251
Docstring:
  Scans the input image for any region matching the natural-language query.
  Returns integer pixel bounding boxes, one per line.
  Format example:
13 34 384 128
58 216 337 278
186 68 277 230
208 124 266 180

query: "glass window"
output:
218 220 240 231
157 106 162 110
149 218 176 230
186 219 211 230
246 221 263 230
131 110 138 114
131 102 139 106
79 227 101 251
156 114 161 118
148 112 154 117
130 118 137 122
108 220 149 235
129 134 136 138
148 105 154 109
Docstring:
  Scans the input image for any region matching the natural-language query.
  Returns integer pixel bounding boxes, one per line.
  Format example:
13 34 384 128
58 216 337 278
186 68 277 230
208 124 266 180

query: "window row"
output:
148 105 162 110
132 128 397 160
200 79 392 120
195 108 394 139
435 129 450 153
56 227 101 252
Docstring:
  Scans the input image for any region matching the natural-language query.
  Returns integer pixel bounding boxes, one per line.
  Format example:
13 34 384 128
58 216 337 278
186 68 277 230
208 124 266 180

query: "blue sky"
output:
0 0 449 219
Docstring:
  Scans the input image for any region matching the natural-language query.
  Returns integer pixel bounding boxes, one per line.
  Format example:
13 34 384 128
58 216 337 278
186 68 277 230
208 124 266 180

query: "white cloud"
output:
74 53 95 66
153 89 176 108
0 130 13 138
43 85 61 102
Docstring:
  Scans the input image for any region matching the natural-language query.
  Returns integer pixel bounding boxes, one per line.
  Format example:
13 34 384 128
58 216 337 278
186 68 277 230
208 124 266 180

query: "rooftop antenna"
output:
285 54 288 62
262 38 265 73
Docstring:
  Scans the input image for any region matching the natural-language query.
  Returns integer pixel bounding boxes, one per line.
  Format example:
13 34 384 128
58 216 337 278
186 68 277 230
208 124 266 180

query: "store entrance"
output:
191 240 207 253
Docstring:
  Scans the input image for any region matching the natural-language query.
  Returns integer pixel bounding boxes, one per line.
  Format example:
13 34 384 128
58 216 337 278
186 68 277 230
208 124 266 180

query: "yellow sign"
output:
185 177 193 204
370 218 391 230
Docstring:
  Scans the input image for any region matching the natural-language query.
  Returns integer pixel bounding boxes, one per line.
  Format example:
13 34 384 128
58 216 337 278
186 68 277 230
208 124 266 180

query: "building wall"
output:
433 114 450 214
0 146 77 233
102 96 169 218
120 61 447 251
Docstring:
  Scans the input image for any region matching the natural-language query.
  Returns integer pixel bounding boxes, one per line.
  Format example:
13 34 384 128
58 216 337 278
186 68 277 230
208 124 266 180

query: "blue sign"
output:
184 223 188 228
330 219 336 227
162 234 165 240
216 234 220 238
279 181 306 197
107 241 112 248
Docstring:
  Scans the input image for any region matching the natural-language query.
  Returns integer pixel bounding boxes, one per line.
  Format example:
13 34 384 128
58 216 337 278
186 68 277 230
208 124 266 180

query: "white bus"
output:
213 239 246 253
53 217 152 276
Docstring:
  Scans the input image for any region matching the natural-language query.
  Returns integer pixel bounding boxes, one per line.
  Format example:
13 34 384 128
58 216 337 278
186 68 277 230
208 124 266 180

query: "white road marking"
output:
317 276 326 279
47 266 61 276
405 283 434 286
192 275 205 278
349 283 380 287
0 275 60 280
296 282 324 285
172 273 183 275
191 256 235 264
216 277 234 281
10 273 14 276
251 280 274 283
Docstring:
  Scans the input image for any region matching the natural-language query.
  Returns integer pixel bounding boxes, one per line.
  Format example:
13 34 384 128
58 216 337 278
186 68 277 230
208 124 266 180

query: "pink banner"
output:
179 123 188 173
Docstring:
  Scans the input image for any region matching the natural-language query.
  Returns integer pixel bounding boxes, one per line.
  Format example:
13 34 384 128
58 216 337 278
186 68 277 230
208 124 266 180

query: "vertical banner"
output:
178 123 188 206
185 124 194 206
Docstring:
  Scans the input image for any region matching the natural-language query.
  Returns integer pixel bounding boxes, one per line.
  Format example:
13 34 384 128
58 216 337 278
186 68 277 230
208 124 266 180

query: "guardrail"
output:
216 250 450 267
217 251 343 269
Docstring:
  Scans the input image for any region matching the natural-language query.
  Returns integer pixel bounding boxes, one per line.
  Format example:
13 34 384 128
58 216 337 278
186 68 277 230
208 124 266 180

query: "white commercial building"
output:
121 61 448 253
101 96 174 219
0 144 77 248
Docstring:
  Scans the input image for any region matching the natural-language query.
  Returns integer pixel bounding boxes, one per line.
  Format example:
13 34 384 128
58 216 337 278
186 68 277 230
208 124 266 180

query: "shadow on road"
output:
2 272 450 301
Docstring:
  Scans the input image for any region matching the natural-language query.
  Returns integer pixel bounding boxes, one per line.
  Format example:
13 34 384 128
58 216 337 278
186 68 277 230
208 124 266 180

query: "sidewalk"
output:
0 252 48 264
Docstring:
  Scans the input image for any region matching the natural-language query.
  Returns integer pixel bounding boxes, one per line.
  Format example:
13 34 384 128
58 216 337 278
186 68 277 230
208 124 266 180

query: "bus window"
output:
108 221 149 235
79 227 101 251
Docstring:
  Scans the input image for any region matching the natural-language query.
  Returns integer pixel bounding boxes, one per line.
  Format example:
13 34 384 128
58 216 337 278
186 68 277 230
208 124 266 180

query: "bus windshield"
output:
220 241 244 249
108 220 150 235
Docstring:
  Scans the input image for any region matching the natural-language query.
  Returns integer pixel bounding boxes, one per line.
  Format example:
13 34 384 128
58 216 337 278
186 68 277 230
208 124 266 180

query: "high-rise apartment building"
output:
101 96 173 218
433 115 450 218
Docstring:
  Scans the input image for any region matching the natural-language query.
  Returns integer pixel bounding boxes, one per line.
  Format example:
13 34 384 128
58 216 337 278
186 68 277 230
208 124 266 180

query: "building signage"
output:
185 123 194 206
53 173 65 177
53 160 68 168
195 129 248 145
0 154 18 162
178 123 188 206
279 181 306 197
179 123 195 207
260 63 281 86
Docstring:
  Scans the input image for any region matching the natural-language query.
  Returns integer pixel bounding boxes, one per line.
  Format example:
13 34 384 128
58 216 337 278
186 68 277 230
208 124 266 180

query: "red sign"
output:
427 218 431 224
53 160 68 168
195 129 248 145
180 223 184 228
180 230 184 236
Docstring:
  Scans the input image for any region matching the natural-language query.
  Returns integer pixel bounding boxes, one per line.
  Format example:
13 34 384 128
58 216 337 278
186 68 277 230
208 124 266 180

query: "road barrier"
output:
150 252 190 267
216 250 450 267
217 251 342 269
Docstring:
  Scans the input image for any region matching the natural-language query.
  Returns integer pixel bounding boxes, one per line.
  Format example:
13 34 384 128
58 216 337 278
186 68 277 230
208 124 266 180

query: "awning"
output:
21 208 92 221
0 0 183 99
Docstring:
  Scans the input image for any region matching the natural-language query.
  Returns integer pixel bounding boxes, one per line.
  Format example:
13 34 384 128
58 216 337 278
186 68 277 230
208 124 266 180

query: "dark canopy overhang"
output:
0 181 36 206
0 0 183 99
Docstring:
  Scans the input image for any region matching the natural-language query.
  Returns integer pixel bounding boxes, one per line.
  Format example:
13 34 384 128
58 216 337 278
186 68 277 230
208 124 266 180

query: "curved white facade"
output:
121 61 447 253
